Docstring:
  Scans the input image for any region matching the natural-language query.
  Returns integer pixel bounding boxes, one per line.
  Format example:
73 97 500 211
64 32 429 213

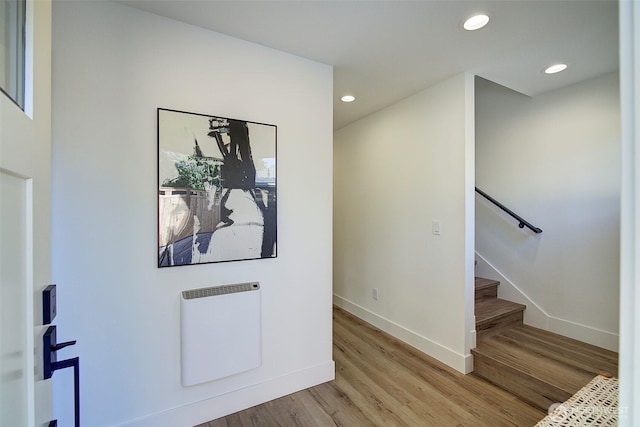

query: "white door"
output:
0 172 31 426
0 1 53 425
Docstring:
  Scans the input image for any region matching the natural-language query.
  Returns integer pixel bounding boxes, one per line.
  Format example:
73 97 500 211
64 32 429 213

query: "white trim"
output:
547 317 619 352
333 294 473 374
116 361 335 427
619 0 640 424
25 178 35 427
23 0 34 117
464 72 476 358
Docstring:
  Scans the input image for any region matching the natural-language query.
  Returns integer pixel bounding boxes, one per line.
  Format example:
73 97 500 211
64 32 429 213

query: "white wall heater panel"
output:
180 282 261 386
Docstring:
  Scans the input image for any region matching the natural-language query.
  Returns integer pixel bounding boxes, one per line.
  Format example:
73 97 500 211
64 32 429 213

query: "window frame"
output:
1 0 27 110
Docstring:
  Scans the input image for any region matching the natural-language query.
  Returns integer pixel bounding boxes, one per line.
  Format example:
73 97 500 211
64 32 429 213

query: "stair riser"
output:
477 311 523 338
475 285 498 300
473 353 571 411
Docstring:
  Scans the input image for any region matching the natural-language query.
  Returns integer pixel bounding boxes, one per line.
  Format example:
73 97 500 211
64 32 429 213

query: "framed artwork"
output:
158 108 277 267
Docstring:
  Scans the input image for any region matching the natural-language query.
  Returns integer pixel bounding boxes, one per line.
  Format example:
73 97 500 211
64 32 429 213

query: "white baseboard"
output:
475 252 619 352
333 294 472 374
548 316 619 352
117 361 335 427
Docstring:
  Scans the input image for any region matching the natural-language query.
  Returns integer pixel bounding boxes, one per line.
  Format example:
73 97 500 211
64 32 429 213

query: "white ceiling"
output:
119 0 619 130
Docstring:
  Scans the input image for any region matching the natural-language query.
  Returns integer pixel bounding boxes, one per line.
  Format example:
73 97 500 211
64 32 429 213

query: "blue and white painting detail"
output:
158 108 277 267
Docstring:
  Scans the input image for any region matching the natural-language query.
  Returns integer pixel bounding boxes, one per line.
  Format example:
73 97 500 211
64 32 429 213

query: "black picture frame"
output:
158 108 277 267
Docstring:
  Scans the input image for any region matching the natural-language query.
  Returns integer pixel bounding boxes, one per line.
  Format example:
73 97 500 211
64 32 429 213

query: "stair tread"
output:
472 325 618 394
504 325 618 367
475 298 526 326
475 277 499 291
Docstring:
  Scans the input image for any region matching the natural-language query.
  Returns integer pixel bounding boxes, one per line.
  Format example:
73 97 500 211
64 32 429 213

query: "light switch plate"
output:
432 220 441 235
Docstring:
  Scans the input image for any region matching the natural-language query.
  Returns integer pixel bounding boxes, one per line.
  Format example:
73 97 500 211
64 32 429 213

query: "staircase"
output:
472 277 618 412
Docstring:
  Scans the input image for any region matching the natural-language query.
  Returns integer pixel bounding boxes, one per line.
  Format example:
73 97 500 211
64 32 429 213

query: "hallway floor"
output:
197 306 546 426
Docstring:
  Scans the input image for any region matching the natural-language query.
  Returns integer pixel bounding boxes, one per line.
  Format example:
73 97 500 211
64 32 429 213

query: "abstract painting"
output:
158 108 276 267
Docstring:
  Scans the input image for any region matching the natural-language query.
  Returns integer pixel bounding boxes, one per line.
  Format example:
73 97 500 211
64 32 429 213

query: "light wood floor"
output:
197 306 546 427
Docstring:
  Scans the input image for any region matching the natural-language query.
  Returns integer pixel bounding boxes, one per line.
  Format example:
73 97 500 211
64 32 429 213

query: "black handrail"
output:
475 187 542 234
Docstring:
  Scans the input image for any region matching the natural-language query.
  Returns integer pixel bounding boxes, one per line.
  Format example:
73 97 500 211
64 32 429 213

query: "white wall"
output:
475 73 620 351
51 2 333 426
333 73 476 373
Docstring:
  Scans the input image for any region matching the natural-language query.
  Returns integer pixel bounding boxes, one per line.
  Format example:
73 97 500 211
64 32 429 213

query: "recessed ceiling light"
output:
463 14 490 31
544 63 568 74
341 95 356 103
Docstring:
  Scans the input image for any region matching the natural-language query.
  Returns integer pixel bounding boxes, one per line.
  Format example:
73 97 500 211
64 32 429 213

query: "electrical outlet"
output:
372 288 379 300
